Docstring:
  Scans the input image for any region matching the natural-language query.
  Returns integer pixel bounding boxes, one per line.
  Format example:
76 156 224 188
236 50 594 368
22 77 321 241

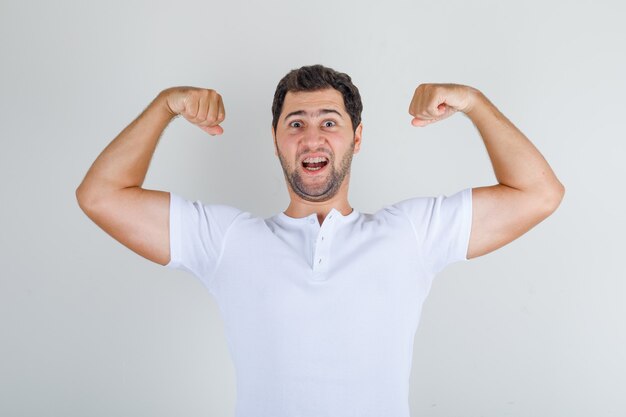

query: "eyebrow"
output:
283 109 343 122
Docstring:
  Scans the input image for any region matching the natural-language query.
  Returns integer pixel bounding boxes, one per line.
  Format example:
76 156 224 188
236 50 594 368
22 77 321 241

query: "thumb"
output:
200 125 224 136
411 117 435 127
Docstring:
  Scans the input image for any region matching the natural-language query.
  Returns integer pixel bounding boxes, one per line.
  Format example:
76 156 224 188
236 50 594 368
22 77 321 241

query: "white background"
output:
1 0 624 416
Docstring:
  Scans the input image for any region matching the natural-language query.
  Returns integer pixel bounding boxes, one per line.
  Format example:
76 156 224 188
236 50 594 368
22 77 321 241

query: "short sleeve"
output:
165 192 243 290
391 188 473 275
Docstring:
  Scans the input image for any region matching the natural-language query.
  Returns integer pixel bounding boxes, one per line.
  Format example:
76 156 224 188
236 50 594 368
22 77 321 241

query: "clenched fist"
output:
408 83 478 127
162 87 225 136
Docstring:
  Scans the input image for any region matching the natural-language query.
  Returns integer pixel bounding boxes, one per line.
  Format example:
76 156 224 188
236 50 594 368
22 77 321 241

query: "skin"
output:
407 83 564 258
76 82 564 266
271 89 363 224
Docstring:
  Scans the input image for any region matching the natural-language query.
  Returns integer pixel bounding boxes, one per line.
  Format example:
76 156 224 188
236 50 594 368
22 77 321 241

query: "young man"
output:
77 65 564 416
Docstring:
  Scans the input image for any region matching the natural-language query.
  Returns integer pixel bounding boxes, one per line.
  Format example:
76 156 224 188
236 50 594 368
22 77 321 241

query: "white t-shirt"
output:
166 188 473 417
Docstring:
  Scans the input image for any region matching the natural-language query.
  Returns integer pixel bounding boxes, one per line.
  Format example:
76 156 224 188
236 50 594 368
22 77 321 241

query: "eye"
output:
323 120 336 128
290 121 303 128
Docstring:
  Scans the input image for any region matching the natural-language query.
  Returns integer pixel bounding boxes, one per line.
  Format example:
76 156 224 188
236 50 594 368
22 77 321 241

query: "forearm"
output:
77 92 174 204
465 90 564 200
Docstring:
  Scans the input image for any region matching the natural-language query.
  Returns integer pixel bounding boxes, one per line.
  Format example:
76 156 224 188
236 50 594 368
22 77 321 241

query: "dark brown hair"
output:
272 64 363 133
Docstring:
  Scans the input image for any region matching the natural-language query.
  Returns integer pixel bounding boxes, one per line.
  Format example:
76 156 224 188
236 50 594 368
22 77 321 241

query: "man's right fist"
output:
162 87 225 136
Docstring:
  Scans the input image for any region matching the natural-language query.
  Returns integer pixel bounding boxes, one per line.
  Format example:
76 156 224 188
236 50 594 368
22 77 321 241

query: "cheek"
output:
276 142 298 161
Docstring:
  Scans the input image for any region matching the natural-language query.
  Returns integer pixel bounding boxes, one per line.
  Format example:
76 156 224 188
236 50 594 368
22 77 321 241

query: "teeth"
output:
303 156 328 163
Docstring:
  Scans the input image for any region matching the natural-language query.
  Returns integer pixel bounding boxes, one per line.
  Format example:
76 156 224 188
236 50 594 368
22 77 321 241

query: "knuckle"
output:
185 97 197 110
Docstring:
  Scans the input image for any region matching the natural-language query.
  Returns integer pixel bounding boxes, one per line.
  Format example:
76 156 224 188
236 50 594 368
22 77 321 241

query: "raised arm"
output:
76 87 225 265
409 84 565 259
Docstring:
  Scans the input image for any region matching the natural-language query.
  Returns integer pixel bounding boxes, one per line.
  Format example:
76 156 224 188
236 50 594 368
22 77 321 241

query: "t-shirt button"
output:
309 218 315 224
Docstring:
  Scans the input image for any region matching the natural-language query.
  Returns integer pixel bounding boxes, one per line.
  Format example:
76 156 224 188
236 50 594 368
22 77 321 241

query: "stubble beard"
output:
277 140 355 203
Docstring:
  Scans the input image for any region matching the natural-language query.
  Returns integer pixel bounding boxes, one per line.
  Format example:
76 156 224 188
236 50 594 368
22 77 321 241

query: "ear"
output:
353 122 363 154
271 126 278 156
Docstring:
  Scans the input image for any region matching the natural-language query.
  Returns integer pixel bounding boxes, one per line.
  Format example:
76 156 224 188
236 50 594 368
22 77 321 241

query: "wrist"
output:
156 88 181 119
461 86 483 114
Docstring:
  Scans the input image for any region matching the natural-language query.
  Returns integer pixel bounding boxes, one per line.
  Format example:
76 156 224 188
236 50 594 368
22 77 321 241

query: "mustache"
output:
297 147 333 159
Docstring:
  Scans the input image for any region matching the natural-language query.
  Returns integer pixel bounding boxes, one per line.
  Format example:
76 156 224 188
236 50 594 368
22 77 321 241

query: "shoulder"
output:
169 192 256 233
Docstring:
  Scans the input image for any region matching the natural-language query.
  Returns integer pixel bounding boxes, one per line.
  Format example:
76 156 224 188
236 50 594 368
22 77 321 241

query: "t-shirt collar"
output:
275 207 359 225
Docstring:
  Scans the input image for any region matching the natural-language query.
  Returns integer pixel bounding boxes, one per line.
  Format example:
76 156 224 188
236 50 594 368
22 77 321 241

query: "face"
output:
272 88 362 203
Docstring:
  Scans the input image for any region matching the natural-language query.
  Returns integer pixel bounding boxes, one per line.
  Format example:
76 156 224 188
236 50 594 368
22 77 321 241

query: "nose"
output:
301 125 326 149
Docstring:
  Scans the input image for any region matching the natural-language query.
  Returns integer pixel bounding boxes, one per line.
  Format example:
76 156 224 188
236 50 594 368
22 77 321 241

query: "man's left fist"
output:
408 83 478 127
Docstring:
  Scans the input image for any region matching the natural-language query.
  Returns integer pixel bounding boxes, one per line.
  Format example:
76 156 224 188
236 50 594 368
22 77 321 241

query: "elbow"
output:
75 184 91 214
76 182 101 216
540 180 565 216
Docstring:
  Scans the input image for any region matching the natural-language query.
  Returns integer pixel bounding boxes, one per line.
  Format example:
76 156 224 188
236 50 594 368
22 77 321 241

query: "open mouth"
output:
302 156 329 172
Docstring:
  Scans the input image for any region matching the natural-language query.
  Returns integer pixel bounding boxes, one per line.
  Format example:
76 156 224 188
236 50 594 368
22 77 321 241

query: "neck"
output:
284 198 353 223
283 185 353 225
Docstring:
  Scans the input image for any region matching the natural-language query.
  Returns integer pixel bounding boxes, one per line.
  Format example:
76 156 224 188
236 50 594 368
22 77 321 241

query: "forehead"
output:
281 88 346 117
